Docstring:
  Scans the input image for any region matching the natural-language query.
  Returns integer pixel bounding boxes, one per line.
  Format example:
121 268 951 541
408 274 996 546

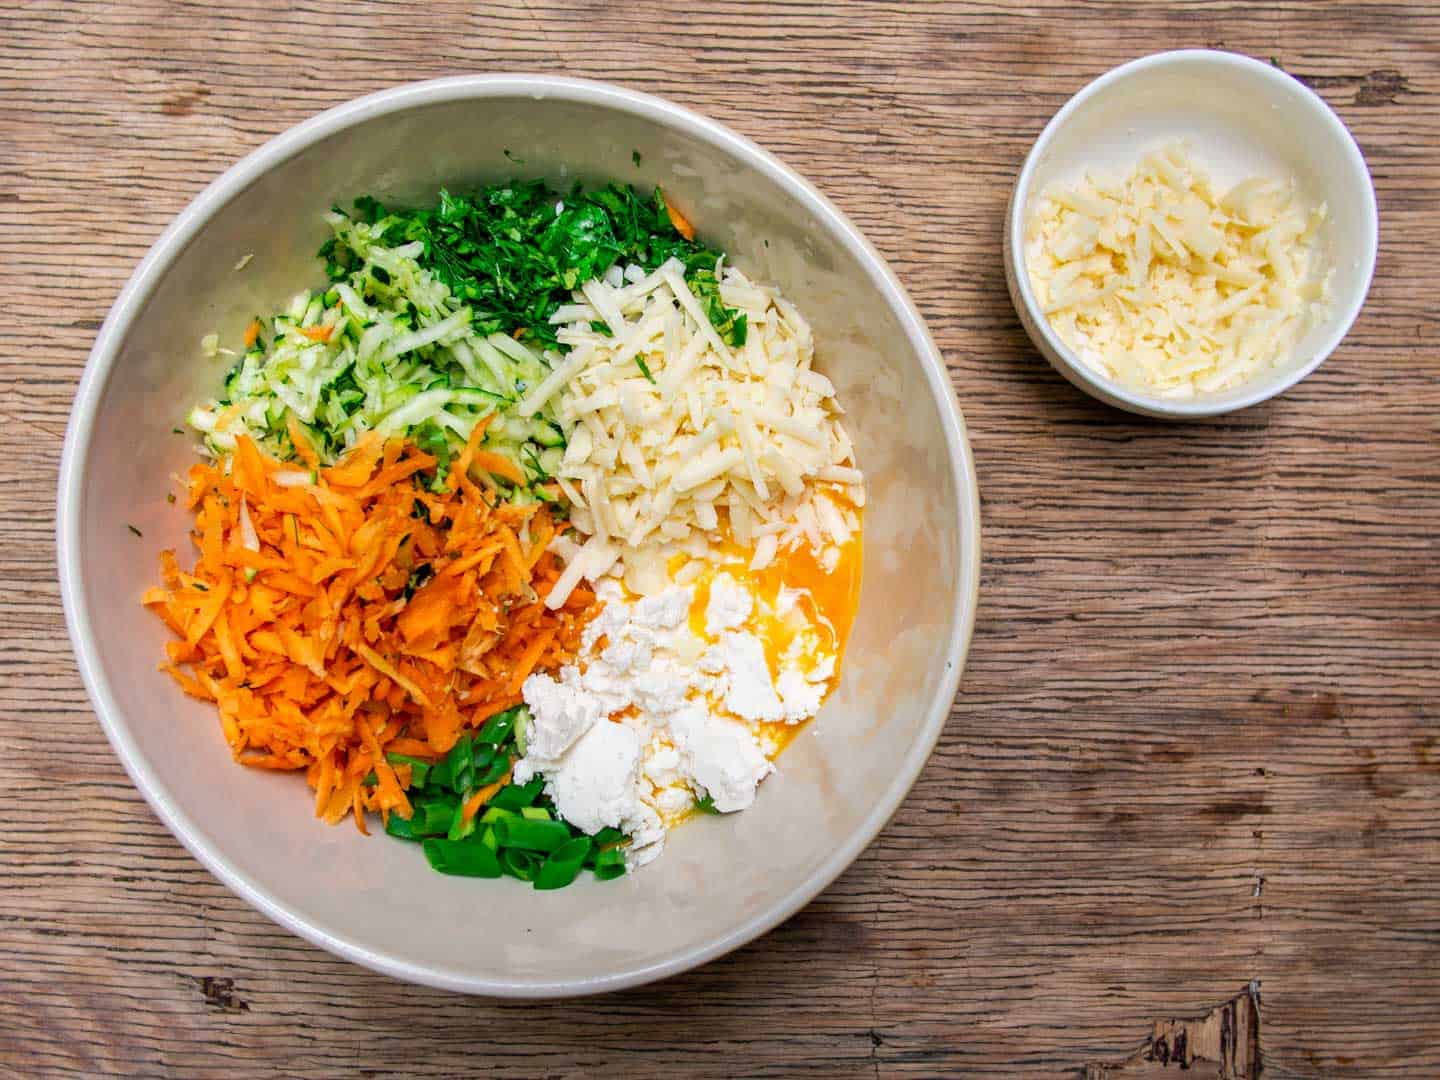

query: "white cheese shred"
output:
545 264 862 586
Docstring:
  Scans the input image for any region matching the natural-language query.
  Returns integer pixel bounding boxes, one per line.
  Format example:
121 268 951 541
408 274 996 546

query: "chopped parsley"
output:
329 180 746 352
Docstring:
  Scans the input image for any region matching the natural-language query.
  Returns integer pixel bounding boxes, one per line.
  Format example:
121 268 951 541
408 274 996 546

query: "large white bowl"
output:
1005 49 1378 419
57 77 980 996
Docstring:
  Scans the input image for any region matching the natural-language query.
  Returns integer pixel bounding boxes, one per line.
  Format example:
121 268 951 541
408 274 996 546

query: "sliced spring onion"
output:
535 836 593 891
422 839 503 878
492 817 573 854
448 799 478 842
475 754 510 785
501 847 543 882
592 848 627 880
441 735 474 795
488 778 544 811
477 707 520 746
385 812 419 841
412 799 457 836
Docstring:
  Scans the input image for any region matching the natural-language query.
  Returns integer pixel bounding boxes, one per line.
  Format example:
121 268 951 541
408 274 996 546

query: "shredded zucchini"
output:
189 213 557 491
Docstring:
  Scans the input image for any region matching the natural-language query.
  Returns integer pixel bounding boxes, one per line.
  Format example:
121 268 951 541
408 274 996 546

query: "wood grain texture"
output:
2 1 1437 1075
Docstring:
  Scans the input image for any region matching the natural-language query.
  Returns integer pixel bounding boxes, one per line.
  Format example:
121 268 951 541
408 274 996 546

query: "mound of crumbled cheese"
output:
519 259 863 606
517 574 835 869
1026 143 1330 398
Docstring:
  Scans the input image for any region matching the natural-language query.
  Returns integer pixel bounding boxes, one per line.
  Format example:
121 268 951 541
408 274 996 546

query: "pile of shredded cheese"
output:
1026 143 1329 398
517 258 863 605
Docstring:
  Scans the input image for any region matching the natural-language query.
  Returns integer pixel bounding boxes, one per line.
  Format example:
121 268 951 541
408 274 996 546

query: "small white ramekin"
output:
1005 49 1379 419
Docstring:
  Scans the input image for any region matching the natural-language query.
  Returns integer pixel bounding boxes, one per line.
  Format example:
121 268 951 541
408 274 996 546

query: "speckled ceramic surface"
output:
58 76 980 996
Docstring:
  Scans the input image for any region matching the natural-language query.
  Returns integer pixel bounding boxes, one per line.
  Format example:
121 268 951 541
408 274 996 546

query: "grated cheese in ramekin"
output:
1025 143 1330 399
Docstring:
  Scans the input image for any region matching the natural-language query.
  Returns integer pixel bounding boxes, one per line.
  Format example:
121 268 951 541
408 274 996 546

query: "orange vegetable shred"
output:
145 434 595 828
661 191 696 241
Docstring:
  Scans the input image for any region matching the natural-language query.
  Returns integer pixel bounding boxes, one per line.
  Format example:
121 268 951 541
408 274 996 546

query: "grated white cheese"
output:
1025 143 1330 398
539 263 861 607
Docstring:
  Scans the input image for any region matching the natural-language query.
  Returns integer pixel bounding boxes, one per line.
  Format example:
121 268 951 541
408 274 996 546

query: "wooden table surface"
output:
4 2 1437 1076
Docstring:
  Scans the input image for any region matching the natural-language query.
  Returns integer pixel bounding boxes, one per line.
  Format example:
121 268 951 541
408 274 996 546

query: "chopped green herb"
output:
166 492 177 504
631 149 643 167
694 794 721 814
346 181 743 354
126 524 143 537
636 357 656 384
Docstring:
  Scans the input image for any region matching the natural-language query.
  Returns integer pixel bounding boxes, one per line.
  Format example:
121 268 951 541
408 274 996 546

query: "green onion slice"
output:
422 839 503 878
493 816 572 854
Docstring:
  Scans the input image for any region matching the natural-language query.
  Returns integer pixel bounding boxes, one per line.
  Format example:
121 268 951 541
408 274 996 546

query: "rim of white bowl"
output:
1008 48 1379 419
56 75 982 998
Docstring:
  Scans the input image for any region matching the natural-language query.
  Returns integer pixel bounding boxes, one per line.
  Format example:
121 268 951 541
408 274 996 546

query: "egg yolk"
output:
684 524 863 758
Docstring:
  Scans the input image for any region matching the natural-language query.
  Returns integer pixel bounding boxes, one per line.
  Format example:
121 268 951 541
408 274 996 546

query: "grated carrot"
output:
145 434 595 828
661 190 696 241
459 765 513 827
469 449 526 486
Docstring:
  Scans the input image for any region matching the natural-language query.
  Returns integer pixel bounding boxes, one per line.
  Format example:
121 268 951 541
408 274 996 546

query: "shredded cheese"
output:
1026 143 1330 398
540 260 862 606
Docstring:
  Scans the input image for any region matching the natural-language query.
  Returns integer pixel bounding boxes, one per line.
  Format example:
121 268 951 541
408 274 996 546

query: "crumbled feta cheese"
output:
667 703 772 812
704 631 784 723
519 571 836 869
776 665 825 723
705 573 753 635
518 673 601 761
521 718 665 864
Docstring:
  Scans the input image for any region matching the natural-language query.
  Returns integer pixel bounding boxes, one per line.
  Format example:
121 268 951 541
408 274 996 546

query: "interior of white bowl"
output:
58 78 979 995
1011 50 1378 418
